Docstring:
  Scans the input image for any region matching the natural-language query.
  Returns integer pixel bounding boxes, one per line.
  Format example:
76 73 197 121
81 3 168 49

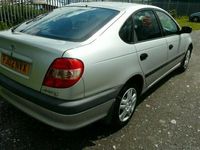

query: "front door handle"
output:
140 53 148 61
169 44 174 50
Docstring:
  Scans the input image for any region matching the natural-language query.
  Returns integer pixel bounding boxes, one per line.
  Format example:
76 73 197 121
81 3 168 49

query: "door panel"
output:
133 10 168 86
135 39 168 86
165 35 181 69
156 10 181 69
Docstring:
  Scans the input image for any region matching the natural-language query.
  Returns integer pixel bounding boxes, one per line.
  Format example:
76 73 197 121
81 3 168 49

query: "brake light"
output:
43 58 84 88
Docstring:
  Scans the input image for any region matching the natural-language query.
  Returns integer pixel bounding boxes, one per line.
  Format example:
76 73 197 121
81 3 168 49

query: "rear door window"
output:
133 10 162 42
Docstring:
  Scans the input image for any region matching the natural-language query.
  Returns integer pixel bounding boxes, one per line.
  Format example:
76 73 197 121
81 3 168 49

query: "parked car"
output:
0 2 192 130
189 12 200 22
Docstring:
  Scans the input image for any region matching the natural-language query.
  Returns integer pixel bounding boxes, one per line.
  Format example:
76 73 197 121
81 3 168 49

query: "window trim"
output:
118 8 180 44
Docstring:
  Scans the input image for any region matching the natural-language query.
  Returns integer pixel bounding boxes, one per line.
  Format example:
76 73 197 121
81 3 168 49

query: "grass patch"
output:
176 16 200 30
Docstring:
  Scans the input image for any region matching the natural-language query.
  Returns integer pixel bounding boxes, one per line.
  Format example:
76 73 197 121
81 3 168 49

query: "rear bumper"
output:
0 73 118 130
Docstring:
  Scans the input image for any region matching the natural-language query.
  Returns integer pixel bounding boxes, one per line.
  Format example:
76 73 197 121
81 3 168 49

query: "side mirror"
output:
180 26 192 34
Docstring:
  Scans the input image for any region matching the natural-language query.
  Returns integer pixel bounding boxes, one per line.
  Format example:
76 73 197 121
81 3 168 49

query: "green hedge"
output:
0 21 9 30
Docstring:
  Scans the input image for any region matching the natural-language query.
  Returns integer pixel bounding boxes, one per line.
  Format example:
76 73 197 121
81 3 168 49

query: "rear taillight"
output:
43 58 84 88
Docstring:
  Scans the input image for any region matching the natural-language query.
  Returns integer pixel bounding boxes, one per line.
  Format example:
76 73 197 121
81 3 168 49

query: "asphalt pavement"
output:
0 31 200 150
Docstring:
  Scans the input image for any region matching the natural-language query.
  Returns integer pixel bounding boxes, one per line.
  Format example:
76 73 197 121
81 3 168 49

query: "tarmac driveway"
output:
0 31 200 150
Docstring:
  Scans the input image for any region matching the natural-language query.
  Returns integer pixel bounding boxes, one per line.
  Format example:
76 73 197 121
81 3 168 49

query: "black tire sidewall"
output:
112 84 138 127
180 49 191 72
193 17 199 22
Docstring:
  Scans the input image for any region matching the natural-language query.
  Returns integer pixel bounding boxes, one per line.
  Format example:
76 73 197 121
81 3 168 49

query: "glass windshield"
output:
16 7 119 42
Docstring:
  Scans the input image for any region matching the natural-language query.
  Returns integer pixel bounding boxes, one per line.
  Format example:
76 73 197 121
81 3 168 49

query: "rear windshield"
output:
16 7 119 42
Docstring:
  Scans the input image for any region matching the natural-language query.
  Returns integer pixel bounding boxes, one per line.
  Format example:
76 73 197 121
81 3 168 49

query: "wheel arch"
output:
122 74 145 96
104 73 145 126
188 43 193 52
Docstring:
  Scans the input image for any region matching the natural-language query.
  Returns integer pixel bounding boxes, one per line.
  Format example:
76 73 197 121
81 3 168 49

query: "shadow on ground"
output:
0 69 182 150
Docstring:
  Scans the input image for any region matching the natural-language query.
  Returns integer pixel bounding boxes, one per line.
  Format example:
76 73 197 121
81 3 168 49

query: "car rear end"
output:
189 12 200 22
0 31 88 129
0 5 121 130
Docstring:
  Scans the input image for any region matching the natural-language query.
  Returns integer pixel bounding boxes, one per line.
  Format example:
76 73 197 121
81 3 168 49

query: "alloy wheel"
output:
118 88 137 122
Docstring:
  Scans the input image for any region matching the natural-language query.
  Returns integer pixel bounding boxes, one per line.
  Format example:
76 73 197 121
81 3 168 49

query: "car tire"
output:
111 83 138 128
192 17 199 22
179 49 191 72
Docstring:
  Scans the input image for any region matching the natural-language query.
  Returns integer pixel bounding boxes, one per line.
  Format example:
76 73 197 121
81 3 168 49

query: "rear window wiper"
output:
26 13 49 24
11 13 49 33
11 23 22 33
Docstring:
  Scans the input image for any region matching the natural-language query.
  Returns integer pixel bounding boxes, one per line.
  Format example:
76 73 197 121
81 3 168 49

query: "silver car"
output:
0 2 192 130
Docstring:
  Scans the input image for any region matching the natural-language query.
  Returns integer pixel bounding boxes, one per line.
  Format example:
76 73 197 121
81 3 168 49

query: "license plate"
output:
1 53 30 75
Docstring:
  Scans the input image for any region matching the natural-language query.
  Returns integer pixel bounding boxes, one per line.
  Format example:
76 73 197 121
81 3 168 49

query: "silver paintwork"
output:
0 2 193 130
0 86 114 130
147 62 181 90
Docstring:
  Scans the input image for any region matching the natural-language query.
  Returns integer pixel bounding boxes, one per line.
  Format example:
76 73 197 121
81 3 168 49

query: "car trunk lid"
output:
0 30 80 91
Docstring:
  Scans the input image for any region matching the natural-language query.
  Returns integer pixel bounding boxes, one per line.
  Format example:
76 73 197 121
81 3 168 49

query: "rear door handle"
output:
169 44 173 50
140 53 148 61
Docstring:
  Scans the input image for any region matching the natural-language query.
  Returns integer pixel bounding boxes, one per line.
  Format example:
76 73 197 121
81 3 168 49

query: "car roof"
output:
192 12 200 15
68 2 159 12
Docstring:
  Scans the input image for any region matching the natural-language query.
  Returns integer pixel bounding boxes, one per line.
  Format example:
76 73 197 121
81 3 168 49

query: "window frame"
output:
131 8 164 43
118 16 135 44
118 8 180 44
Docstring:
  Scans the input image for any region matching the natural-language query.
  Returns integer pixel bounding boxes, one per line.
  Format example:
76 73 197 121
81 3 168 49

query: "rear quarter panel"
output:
179 34 192 54
63 13 144 97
